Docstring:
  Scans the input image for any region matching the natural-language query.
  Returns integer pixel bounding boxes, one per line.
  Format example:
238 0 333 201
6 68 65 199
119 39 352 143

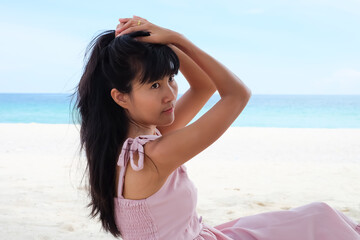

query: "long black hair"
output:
70 30 179 237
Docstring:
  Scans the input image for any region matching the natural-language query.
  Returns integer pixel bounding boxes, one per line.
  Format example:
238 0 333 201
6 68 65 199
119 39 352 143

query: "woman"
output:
73 15 360 239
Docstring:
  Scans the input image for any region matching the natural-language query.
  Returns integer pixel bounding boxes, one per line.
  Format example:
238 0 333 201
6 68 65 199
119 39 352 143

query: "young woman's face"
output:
126 74 178 127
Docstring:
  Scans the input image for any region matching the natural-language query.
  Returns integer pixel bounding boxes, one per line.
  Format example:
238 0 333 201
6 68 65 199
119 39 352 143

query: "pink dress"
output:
114 131 360 240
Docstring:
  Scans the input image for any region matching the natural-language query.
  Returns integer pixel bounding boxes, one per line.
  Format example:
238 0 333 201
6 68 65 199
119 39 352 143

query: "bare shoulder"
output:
144 121 210 178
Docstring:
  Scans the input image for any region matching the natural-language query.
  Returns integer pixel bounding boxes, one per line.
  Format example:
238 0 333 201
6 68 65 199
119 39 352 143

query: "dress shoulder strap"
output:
117 134 160 171
116 129 162 198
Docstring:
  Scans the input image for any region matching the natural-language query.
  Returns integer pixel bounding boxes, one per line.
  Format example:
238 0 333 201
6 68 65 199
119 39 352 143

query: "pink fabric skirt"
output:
198 202 360 240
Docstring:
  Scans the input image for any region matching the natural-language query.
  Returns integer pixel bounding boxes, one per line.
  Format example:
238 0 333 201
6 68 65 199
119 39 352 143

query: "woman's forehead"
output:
131 80 144 90
131 77 153 91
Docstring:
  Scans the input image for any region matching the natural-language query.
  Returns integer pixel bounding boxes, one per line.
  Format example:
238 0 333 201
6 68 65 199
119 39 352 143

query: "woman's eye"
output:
151 83 160 89
151 76 174 89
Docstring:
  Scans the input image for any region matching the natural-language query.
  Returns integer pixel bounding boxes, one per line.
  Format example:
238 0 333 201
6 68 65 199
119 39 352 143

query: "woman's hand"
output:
115 15 178 45
115 21 126 34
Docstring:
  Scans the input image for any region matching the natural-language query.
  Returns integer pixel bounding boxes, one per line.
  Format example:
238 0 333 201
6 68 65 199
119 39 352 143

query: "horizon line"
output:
0 92 360 96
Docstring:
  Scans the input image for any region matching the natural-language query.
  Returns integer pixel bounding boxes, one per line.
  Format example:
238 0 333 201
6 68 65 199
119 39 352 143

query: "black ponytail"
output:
70 30 179 237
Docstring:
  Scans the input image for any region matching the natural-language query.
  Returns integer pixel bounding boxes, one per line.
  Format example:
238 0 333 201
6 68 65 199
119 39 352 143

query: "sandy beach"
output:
0 123 359 239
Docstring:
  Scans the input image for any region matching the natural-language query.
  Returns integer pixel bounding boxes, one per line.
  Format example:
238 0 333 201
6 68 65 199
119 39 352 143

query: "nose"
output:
163 81 177 103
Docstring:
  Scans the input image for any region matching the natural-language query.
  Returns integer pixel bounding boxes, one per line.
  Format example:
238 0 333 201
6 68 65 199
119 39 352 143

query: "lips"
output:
163 106 174 112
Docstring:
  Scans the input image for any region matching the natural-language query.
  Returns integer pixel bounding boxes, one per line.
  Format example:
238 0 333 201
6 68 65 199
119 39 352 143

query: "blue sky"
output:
0 0 359 94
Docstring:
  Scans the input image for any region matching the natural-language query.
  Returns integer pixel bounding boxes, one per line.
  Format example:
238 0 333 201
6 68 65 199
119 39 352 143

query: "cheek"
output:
173 82 179 97
129 91 150 111
135 93 160 112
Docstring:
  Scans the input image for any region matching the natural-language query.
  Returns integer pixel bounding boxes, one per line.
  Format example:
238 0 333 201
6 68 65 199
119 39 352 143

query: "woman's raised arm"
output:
150 33 251 176
117 16 252 178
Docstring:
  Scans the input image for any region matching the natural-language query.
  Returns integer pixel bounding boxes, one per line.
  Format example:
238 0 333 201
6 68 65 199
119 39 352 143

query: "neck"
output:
126 121 156 139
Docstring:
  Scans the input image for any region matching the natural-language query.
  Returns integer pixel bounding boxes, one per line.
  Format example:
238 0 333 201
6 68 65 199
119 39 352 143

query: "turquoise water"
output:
0 93 359 128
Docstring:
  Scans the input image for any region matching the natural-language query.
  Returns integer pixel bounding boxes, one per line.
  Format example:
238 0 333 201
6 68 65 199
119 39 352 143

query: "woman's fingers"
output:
118 18 131 23
132 15 147 21
118 24 148 36
117 19 135 32
116 16 149 32
116 16 153 36
116 22 125 30
131 15 149 27
116 17 148 37
115 22 127 37
115 16 171 44
118 16 147 25
117 18 147 34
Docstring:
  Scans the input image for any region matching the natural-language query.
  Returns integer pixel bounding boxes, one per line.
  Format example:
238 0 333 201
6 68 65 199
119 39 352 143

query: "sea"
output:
0 93 359 128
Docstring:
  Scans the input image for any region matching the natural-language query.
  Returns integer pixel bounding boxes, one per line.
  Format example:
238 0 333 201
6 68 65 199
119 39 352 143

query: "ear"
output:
110 88 130 109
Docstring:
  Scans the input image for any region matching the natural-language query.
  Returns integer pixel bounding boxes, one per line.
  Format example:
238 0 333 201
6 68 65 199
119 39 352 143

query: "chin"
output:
159 118 175 127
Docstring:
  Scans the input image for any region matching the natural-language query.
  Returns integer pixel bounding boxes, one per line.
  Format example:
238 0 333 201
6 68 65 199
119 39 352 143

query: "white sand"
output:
0 123 359 239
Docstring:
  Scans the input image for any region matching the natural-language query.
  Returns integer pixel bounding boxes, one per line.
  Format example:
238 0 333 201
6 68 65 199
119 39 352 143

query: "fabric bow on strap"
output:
118 134 160 171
